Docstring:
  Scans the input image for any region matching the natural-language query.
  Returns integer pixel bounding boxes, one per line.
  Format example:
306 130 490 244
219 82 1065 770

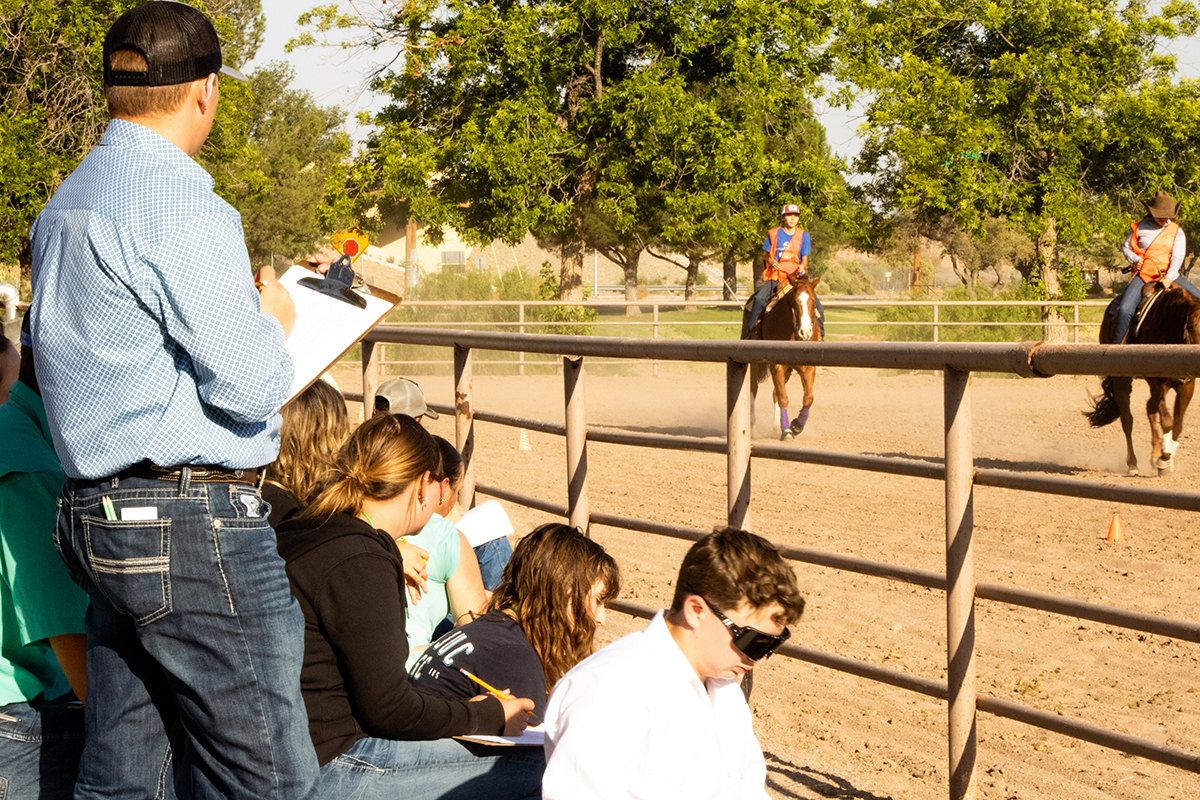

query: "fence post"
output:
519 303 526 376
455 345 476 510
362 339 381 421
933 304 940 343
1073 303 1080 344
944 366 977 800
653 302 660 377
564 356 589 532
727 359 752 530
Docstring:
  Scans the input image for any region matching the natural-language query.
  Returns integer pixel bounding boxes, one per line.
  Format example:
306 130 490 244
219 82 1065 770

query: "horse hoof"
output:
780 430 794 442
1155 457 1174 474
1126 468 1139 477
789 420 805 435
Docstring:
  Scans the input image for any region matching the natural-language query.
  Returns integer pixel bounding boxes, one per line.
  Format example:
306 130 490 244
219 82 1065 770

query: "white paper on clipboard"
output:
278 265 400 402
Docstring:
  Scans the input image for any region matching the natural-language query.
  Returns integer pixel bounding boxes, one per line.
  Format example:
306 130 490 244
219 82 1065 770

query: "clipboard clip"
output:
297 255 367 309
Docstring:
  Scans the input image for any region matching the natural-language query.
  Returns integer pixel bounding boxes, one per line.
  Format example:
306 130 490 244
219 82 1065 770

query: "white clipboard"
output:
278 265 401 402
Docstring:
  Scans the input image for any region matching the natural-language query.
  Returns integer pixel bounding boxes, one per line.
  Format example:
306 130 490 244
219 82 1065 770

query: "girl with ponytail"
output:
275 413 543 799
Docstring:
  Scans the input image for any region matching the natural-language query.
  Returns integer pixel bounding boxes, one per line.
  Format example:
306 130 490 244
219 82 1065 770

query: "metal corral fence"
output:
382 298 1112 374
352 328 1200 800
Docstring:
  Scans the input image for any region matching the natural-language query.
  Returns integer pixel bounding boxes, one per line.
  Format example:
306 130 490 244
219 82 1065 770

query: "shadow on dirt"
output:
868 451 1089 477
764 752 895 799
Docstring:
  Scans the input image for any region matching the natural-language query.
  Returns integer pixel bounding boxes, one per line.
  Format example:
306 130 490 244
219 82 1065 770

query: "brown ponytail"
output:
304 414 439 519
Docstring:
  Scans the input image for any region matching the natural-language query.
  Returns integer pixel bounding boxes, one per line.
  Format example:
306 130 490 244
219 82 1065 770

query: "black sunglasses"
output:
703 598 790 661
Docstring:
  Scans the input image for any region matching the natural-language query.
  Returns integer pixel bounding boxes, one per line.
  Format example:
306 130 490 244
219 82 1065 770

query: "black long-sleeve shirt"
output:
275 513 504 764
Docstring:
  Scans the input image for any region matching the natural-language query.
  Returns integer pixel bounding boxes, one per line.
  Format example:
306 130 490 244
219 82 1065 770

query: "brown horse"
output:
742 272 822 440
1085 284 1200 476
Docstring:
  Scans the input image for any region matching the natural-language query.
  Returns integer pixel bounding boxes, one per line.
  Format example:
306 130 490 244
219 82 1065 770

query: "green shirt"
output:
0 380 88 705
403 513 462 671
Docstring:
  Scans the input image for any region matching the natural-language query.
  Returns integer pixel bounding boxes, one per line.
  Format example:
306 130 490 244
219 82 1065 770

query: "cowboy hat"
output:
1143 190 1181 219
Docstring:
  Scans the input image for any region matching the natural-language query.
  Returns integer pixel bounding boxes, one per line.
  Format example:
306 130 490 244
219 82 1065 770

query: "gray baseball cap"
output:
374 377 439 419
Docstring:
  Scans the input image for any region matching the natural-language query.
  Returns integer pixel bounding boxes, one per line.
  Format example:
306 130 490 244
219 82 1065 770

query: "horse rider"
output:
1113 190 1200 344
745 203 825 338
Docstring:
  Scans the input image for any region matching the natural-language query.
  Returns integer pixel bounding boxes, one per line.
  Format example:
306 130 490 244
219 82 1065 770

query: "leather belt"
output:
115 461 263 486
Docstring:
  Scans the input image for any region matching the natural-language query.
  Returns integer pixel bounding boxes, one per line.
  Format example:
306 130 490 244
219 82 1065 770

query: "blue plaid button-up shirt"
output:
30 120 293 479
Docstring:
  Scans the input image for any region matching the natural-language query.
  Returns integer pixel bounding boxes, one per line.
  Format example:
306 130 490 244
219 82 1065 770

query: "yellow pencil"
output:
458 668 533 714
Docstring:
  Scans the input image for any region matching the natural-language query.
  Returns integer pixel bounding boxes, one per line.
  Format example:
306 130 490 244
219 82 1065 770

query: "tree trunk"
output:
624 250 641 316
684 258 699 312
723 245 738 301
560 168 598 302
1037 216 1068 342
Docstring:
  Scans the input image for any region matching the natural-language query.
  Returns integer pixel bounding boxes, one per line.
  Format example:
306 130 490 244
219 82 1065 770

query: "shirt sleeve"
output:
314 551 504 740
1121 226 1140 265
543 670 652 800
146 212 292 423
800 231 812 257
761 235 771 254
0 470 87 646
1168 227 1187 280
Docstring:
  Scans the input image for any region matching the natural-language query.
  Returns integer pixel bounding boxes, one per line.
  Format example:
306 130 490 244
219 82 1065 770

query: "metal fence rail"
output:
360 326 1200 800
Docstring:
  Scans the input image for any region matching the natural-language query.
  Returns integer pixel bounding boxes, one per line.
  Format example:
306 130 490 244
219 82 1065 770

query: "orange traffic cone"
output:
1106 513 1124 542
518 429 532 451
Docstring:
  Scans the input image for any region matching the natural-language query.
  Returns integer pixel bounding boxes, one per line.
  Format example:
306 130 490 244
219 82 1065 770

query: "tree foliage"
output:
838 0 1200 338
219 63 349 265
310 0 852 300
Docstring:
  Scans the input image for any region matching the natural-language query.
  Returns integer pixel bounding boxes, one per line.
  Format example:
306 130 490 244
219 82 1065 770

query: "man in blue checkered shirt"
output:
28 4 318 798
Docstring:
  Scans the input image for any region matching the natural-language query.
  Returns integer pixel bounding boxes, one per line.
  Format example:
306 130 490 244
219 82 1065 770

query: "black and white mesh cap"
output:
104 1 248 87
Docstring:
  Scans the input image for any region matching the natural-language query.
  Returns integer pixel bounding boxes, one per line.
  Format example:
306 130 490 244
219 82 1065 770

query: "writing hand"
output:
256 265 296 339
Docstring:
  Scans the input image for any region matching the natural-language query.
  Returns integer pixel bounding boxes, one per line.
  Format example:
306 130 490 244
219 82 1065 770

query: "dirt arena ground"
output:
341 363 1200 799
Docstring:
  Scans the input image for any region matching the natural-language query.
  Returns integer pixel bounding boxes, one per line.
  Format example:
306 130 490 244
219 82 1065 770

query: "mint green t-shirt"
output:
403 513 462 670
0 381 89 706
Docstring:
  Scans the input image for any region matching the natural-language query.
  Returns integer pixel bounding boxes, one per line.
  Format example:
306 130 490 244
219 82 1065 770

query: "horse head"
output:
787 273 821 341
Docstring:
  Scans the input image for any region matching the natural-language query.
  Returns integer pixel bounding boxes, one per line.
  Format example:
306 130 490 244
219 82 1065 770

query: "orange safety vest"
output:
1129 220 1181 283
763 227 807 282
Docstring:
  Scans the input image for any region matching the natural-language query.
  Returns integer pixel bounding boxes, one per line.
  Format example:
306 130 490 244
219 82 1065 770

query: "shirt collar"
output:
101 119 216 189
645 610 710 697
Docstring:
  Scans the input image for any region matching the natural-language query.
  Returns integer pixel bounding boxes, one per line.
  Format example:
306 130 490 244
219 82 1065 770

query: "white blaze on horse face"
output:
798 291 814 339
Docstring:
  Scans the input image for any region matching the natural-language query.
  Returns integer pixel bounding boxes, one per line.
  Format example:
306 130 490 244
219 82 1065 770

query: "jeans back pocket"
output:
82 515 172 626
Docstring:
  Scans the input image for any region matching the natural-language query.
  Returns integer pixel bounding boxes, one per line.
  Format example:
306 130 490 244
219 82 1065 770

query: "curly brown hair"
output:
486 524 620 689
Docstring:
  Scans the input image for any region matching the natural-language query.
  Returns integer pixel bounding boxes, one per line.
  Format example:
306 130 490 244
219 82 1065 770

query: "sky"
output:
245 0 1200 168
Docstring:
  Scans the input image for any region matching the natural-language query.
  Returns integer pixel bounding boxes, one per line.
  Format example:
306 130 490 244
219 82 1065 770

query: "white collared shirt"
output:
543 611 769 800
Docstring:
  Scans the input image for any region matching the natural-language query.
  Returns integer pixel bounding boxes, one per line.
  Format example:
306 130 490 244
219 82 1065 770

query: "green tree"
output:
839 0 1200 340
220 63 349 265
0 0 264 280
306 0 844 301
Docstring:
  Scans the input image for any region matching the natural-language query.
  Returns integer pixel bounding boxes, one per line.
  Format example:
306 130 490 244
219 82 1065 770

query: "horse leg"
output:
1147 380 1169 475
1111 376 1138 475
1170 379 1196 461
772 365 792 440
788 365 816 435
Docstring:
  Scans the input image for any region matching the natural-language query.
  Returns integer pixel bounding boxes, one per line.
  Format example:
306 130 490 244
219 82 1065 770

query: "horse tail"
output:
1084 376 1121 428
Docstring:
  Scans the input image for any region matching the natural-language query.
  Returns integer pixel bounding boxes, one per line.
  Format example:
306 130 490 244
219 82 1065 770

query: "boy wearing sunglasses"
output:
543 527 806 799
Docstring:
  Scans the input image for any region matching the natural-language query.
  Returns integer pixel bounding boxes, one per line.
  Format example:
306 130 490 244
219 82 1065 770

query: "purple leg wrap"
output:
797 407 810 428
780 408 789 430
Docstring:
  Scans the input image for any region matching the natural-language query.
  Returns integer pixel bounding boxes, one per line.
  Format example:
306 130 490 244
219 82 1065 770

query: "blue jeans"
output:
1113 275 1200 343
318 736 543 800
0 695 86 799
473 538 513 592
747 280 826 337
55 472 319 800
